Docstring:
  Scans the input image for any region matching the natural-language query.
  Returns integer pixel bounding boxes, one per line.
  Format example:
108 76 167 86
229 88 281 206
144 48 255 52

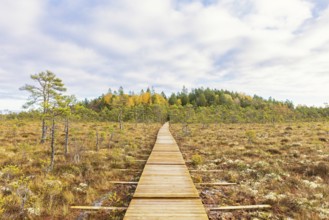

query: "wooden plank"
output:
156 139 176 144
124 199 208 219
208 204 271 211
133 164 199 198
71 206 127 210
196 182 237 186
109 181 138 185
147 151 185 165
189 169 224 172
152 145 181 152
112 169 142 172
124 122 208 219
134 160 147 162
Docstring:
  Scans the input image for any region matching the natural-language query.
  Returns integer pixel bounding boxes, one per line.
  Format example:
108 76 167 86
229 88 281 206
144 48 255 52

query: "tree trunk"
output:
182 123 189 136
64 118 69 156
108 132 113 149
96 130 99 151
41 118 47 143
119 109 123 130
49 118 55 170
134 110 138 128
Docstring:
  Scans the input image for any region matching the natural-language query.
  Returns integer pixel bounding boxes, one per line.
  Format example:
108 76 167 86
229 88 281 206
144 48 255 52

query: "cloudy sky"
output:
1 0 329 111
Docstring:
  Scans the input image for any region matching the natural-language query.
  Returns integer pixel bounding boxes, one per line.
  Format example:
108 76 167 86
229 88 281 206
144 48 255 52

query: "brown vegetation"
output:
0 119 161 219
171 122 329 220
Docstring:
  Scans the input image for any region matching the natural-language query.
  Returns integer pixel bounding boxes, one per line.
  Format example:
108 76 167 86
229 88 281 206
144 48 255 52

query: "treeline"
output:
3 74 329 124
76 86 329 123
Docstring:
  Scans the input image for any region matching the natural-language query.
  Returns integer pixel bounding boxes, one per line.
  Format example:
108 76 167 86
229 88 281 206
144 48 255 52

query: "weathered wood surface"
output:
208 204 271 211
189 169 224 173
71 206 127 210
124 122 208 219
109 181 138 185
125 199 207 219
197 182 237 186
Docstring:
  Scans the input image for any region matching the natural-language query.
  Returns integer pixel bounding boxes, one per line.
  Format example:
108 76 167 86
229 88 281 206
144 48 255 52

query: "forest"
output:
5 75 329 124
83 86 329 123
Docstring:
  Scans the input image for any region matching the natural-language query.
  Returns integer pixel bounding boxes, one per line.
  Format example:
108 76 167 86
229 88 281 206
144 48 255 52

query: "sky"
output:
1 0 329 111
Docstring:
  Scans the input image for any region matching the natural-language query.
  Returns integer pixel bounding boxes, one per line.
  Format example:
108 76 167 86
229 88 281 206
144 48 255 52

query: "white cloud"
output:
0 0 43 35
0 0 329 110
294 6 329 51
245 0 312 30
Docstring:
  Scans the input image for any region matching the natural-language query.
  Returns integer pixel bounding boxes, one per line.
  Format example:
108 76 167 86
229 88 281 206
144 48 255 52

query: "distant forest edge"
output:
80 86 329 123
6 85 329 123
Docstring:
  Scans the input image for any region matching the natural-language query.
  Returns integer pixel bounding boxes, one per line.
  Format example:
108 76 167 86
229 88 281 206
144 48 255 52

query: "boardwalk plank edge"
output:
71 206 127 210
207 204 271 211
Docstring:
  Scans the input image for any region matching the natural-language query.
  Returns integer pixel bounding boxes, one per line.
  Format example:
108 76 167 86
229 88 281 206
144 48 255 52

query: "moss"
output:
191 154 203 167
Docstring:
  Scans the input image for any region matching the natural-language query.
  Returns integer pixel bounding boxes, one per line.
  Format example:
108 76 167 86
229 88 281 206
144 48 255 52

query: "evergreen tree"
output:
20 71 66 143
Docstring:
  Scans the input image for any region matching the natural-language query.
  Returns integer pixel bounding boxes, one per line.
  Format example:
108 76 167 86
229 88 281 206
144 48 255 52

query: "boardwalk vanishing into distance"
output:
71 123 272 218
124 122 208 219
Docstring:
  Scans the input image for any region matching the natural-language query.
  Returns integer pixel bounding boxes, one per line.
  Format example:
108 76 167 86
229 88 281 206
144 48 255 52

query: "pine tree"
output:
20 71 66 143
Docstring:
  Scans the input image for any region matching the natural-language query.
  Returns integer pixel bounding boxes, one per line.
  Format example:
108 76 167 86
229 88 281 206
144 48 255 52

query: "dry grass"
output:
170 122 329 220
0 119 161 219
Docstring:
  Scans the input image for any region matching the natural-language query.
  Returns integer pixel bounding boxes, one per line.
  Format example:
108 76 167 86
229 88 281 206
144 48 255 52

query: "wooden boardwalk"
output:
124 123 208 219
